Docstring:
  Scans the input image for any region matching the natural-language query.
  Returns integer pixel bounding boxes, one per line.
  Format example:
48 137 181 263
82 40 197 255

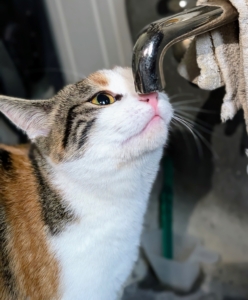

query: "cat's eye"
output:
91 93 116 106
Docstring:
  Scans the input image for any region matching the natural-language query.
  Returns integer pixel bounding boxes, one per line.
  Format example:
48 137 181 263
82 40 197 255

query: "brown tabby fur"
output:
0 144 59 299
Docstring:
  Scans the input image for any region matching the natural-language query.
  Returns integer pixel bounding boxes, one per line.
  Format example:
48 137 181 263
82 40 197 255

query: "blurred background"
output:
0 1 248 299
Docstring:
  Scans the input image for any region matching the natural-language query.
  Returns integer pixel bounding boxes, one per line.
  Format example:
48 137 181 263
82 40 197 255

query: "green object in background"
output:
160 155 173 259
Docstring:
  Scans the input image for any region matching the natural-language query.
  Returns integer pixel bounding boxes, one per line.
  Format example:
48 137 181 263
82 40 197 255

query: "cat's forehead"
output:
87 67 135 95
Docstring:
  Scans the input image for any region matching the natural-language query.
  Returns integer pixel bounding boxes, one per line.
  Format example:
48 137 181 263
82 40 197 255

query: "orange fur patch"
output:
0 145 59 299
88 72 108 86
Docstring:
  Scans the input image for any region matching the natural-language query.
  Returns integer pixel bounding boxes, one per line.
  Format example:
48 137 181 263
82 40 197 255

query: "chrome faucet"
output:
132 5 238 94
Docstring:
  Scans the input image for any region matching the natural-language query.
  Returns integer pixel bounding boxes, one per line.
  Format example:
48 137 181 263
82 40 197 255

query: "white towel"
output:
178 0 248 130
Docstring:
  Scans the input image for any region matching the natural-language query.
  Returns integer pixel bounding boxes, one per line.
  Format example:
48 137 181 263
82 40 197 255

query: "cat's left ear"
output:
0 96 55 139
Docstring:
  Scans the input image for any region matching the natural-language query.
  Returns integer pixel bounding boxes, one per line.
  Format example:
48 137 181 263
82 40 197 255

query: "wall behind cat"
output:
45 0 133 83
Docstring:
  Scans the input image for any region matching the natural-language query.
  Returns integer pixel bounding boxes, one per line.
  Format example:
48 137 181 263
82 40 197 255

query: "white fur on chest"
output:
49 149 162 300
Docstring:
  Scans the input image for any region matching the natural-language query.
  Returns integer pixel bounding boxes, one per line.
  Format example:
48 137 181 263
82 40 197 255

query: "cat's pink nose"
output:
138 92 158 110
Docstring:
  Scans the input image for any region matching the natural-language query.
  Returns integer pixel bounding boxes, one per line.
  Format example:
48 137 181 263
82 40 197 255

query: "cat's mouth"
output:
146 115 161 129
123 114 163 145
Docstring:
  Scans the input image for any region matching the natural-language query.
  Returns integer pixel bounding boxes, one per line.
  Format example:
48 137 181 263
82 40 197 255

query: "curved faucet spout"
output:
132 5 238 94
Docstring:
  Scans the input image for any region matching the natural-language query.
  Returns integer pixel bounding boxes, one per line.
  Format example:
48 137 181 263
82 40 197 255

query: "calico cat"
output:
0 67 172 300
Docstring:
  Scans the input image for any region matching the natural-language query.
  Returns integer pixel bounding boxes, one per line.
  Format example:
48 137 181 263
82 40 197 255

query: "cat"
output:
0 67 173 300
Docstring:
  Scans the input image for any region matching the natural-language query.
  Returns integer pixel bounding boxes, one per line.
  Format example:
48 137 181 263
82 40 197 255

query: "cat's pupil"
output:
97 94 110 105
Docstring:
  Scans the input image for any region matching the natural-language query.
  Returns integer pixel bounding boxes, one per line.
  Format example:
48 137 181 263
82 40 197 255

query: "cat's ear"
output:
0 96 55 139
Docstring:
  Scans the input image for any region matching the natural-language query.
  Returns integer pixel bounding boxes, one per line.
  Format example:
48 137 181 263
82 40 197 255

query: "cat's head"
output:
0 67 172 164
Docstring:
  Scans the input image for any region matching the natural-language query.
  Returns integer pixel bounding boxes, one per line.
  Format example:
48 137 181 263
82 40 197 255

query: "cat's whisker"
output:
175 112 214 135
175 114 218 158
176 111 224 143
175 110 213 129
171 119 203 157
172 99 202 106
173 116 193 130
172 115 203 157
175 106 216 114
192 126 218 159
174 115 218 159
169 93 194 100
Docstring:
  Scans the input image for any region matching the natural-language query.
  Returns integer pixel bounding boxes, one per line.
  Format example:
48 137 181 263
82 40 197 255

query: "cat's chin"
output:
123 115 165 143
120 116 169 158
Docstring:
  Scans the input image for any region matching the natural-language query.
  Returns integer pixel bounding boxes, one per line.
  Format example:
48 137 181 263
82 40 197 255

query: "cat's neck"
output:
29 143 163 299
49 149 162 208
46 147 163 300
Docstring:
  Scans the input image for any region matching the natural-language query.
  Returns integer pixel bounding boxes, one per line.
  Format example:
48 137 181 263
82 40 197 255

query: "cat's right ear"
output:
0 96 55 139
